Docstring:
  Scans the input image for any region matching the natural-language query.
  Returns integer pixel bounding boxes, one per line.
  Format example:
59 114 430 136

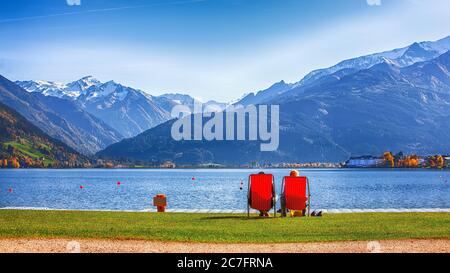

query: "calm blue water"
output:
0 169 449 211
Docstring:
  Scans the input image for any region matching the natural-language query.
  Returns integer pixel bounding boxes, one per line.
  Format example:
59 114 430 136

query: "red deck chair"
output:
247 174 276 217
281 176 311 217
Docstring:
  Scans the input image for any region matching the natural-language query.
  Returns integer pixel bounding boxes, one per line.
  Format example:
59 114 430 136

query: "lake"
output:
0 169 449 211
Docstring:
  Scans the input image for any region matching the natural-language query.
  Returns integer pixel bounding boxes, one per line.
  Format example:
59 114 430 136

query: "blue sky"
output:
0 0 449 101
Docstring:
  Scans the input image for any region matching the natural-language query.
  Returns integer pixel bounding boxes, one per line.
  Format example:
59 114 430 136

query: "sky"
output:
0 0 449 102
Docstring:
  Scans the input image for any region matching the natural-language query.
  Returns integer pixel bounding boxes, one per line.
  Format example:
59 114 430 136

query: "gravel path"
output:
0 238 448 253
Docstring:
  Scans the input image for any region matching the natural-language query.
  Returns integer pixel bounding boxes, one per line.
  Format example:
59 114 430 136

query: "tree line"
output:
383 152 446 169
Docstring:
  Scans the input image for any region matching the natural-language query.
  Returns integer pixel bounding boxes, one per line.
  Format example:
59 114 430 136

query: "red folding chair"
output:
247 173 276 217
280 176 311 217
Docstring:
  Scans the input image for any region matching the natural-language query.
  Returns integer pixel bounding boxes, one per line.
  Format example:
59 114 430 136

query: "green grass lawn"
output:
0 210 449 243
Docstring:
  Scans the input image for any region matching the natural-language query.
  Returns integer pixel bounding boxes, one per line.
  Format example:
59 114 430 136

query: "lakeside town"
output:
265 152 449 169
95 151 450 169
1 151 448 169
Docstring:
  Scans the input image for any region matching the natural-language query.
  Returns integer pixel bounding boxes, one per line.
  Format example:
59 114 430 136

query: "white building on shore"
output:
345 156 385 168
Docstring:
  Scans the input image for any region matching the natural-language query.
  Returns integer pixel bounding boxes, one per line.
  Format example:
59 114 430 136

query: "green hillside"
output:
0 102 90 168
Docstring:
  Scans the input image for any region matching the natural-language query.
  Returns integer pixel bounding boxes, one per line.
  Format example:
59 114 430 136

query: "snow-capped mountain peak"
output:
16 76 104 99
16 79 76 98
231 35 450 106
296 36 450 87
16 76 133 102
66 75 101 94
80 80 132 103
16 76 178 138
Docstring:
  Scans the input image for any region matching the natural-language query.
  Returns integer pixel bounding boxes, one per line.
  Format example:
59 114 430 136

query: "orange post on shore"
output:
153 194 167 212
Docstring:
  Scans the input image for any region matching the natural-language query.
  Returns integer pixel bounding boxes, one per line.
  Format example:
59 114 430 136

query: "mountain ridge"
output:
97 48 450 165
0 75 123 155
235 36 450 107
0 101 90 167
16 78 227 138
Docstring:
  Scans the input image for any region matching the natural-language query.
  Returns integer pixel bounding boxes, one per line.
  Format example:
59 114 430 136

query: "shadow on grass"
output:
200 215 280 221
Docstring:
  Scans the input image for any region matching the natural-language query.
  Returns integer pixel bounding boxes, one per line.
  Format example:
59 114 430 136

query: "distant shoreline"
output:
1 167 449 171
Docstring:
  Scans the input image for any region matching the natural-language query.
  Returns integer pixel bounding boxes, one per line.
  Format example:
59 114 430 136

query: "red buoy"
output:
192 177 196 181
117 181 121 186
8 188 12 193
80 185 84 190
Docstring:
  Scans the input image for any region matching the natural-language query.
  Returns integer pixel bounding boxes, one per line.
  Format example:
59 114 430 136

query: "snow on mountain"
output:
79 84 173 138
65 75 101 95
17 80 77 99
158 93 227 113
16 77 174 138
296 36 450 87
16 75 102 100
14 36 450 140
98 49 450 164
15 77 229 138
78 80 130 105
420 35 450 54
232 35 450 106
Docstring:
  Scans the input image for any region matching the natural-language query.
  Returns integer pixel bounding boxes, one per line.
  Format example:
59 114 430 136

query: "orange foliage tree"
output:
383 152 395 168
9 157 20 168
436 155 445 169
429 155 445 169
398 155 420 168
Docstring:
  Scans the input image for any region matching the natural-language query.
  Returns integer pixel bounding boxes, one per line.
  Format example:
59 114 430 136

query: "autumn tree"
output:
104 162 115 168
437 155 445 169
428 155 445 169
383 152 395 168
399 155 420 168
10 157 20 168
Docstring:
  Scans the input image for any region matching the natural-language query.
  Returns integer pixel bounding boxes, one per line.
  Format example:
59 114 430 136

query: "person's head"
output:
258 171 265 175
290 170 299 177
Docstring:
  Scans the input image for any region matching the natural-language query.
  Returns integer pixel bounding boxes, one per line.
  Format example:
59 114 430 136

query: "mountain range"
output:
0 75 123 155
15 77 228 141
237 36 450 107
98 36 450 165
3 74 230 155
2 35 450 164
17 76 176 139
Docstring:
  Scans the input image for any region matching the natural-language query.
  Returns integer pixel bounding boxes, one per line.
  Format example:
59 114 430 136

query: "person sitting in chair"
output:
281 170 307 217
257 171 270 217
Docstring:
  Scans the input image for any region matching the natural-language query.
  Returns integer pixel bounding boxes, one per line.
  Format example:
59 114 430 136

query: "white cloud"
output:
366 0 381 6
66 0 81 6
